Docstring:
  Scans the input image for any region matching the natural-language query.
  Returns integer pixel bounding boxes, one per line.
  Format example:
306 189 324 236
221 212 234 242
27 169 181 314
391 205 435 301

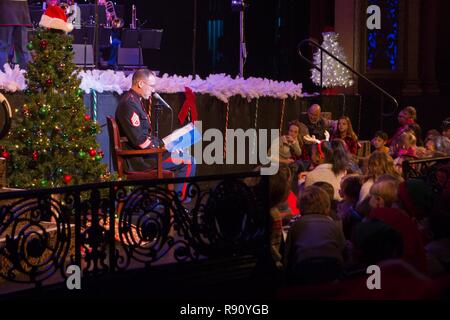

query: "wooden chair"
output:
106 116 175 180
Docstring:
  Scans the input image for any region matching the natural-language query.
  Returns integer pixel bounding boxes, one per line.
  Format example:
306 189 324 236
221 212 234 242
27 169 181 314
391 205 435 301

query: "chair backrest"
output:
106 116 124 177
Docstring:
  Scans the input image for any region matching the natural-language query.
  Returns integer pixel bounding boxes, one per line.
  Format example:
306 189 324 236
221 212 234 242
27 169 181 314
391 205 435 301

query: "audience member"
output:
285 186 346 284
331 116 359 156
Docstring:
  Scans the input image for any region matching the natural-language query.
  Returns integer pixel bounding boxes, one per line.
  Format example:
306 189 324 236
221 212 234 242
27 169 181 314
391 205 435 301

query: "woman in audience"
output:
389 106 423 147
331 116 359 156
302 141 349 201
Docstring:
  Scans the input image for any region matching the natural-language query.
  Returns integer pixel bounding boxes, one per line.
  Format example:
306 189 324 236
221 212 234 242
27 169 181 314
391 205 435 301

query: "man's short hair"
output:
298 186 331 216
132 69 155 86
442 117 450 131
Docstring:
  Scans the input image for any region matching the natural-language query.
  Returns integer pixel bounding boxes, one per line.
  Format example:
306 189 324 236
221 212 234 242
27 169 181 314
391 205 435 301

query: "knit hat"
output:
398 179 434 219
39 5 74 33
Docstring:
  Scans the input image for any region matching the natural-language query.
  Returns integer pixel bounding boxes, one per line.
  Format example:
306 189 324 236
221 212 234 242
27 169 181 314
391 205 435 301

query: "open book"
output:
162 123 202 152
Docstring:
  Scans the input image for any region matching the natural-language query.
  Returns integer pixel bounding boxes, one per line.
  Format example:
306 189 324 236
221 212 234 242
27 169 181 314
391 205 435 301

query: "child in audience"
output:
359 151 398 205
396 131 418 158
337 175 363 240
332 116 359 156
313 181 339 221
371 131 390 154
368 179 399 209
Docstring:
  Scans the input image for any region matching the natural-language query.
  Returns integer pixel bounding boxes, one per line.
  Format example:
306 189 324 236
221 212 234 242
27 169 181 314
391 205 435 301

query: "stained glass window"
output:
367 0 399 71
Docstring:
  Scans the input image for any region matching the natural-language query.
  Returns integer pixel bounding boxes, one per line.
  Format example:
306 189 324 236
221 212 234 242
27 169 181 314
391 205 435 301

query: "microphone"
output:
153 92 173 110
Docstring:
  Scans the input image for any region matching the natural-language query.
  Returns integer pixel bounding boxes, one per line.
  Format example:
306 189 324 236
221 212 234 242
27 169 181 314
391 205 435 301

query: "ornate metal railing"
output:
0 172 270 291
402 156 450 192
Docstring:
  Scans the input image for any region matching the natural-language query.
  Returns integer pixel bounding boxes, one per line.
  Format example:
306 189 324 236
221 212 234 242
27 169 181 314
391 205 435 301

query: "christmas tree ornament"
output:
32 150 38 161
1 151 10 159
40 179 49 187
76 88 83 97
27 42 33 50
39 39 48 49
98 151 104 158
63 175 72 184
84 114 91 121
311 30 354 89
67 44 73 51
78 150 87 159
94 155 102 161
89 149 97 157
46 78 53 87
57 168 64 174
22 106 31 117
61 133 69 141
39 106 49 116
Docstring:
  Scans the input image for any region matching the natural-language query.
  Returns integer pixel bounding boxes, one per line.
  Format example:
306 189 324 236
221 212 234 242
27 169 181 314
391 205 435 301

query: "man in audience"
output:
299 104 335 141
389 106 423 147
442 117 450 140
284 186 345 284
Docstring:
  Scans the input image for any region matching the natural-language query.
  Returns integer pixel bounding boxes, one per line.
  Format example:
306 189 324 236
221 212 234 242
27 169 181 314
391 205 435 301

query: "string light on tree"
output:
311 29 354 89
0 5 108 188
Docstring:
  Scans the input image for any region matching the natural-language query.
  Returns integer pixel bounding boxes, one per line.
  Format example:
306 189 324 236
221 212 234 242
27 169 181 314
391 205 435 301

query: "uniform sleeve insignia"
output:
131 112 140 127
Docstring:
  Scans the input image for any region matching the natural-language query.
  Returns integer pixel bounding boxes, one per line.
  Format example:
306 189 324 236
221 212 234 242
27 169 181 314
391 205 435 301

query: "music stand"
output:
121 29 163 67
72 26 110 68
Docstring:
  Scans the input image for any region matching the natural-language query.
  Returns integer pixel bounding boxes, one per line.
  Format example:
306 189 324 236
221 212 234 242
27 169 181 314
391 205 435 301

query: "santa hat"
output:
39 5 73 33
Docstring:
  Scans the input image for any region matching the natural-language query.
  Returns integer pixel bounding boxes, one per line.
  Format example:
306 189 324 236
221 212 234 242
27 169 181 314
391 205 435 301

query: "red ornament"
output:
22 106 30 117
46 78 53 86
1 151 9 159
39 39 48 49
88 149 97 157
63 175 72 184
84 114 91 121
32 150 38 161
98 151 104 158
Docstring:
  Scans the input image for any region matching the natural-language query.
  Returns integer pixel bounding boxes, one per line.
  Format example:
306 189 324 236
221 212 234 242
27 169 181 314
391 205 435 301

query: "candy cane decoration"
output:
279 99 286 131
224 102 230 158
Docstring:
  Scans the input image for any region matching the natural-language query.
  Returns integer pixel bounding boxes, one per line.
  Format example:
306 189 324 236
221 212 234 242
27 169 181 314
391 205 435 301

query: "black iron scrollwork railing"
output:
0 172 270 292
402 156 450 192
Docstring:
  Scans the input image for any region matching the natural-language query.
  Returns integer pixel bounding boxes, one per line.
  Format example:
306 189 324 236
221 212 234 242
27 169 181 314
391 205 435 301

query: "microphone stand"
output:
153 101 164 148
94 0 99 69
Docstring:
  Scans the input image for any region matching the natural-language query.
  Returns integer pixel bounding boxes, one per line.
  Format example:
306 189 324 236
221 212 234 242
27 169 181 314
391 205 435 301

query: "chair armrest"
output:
116 148 167 157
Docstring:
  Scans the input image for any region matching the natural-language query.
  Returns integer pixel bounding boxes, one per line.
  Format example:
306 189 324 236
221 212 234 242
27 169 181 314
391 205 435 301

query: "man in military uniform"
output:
115 69 195 197
0 0 32 70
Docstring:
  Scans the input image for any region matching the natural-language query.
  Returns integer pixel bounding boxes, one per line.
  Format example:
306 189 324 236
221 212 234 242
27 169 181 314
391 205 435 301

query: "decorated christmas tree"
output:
0 6 107 188
311 30 354 89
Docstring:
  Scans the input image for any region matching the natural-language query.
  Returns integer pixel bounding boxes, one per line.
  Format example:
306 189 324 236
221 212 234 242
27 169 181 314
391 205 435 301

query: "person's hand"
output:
298 172 308 184
324 130 330 141
303 135 320 144
287 158 295 164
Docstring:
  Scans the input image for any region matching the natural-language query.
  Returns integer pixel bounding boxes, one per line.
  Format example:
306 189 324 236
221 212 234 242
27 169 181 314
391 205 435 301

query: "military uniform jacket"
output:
0 0 32 26
115 89 155 172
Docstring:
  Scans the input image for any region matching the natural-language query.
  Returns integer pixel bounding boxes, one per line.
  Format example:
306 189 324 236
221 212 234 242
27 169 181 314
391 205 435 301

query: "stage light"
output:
231 0 247 12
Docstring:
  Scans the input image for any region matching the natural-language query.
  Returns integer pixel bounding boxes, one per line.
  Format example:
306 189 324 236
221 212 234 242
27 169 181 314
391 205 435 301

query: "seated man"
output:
299 104 336 141
115 69 195 198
